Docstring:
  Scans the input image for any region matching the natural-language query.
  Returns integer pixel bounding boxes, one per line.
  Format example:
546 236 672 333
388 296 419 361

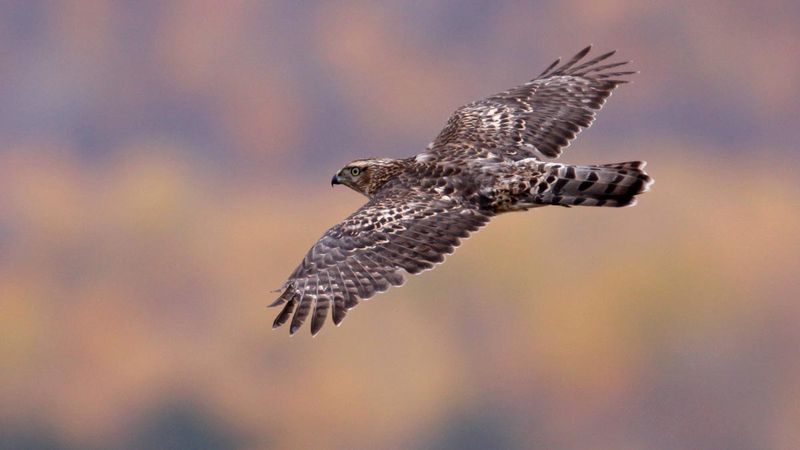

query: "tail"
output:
533 161 654 207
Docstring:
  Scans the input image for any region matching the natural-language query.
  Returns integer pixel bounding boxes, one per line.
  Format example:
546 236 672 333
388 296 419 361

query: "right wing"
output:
420 45 635 164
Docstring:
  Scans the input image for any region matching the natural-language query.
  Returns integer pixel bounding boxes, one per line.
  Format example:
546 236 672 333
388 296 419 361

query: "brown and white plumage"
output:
271 46 653 335
422 45 635 163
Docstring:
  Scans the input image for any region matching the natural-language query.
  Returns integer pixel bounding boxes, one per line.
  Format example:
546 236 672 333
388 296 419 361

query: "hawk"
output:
271 46 653 336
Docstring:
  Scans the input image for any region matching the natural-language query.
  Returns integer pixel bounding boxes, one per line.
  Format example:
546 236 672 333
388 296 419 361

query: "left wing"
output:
270 190 490 336
421 45 635 164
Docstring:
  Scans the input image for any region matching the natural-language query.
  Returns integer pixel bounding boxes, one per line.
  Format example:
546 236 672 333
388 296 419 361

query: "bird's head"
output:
331 158 403 197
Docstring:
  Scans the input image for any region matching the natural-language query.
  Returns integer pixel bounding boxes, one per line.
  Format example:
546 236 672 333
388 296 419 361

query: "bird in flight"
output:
271 46 653 336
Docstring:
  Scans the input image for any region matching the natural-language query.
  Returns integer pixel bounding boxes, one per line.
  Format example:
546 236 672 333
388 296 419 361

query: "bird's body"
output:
271 46 653 335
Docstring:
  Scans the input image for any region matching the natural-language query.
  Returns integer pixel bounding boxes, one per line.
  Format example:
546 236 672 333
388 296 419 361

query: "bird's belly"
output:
489 191 546 213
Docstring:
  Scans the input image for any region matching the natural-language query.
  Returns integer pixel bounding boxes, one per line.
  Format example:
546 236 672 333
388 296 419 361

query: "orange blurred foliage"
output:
0 1 799 449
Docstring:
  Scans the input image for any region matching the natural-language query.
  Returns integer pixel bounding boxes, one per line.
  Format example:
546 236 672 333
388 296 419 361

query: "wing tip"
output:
576 44 592 58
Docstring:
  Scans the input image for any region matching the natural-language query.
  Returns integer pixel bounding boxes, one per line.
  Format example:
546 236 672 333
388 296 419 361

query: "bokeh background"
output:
1 1 799 449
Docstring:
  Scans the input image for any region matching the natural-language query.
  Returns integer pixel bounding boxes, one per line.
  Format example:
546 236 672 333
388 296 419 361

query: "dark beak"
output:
331 174 340 187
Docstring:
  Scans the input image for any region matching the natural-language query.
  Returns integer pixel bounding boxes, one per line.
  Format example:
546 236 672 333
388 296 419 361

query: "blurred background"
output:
1 1 799 449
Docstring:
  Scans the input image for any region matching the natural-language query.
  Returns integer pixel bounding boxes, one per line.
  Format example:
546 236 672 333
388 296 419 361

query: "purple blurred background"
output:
1 1 799 449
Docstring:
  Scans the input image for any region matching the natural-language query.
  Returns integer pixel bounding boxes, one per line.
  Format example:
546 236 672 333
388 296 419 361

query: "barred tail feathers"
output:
534 161 653 207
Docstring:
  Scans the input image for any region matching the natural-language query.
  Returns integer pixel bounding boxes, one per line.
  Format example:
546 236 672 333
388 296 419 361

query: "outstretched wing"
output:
421 45 635 163
270 190 490 336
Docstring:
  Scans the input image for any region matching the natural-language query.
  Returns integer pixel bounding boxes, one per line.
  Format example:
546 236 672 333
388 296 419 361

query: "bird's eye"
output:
350 167 361 176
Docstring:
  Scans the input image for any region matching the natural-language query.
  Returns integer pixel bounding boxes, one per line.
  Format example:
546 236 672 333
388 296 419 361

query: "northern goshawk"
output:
271 46 653 335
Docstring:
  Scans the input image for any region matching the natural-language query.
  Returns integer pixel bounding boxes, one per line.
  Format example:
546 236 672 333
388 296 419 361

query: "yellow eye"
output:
350 167 361 176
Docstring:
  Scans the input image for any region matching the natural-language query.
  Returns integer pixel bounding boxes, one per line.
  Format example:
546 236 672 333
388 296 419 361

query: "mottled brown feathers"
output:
425 44 635 162
271 46 652 335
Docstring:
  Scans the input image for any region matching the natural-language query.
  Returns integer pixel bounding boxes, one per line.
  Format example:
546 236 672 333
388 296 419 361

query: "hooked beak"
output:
331 174 341 187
